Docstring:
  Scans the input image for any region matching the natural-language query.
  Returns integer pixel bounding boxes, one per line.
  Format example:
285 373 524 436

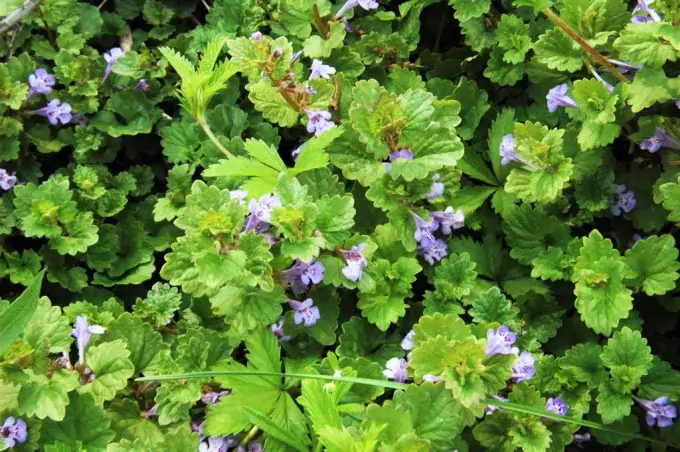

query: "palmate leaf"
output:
624 235 680 296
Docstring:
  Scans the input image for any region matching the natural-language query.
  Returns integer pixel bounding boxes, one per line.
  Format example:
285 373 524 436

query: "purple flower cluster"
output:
632 0 661 22
288 298 320 327
280 258 325 295
1 417 27 448
383 357 409 382
499 134 537 169
485 325 519 357
412 207 464 265
334 0 379 19
306 110 335 136
32 99 72 125
244 194 281 243
610 185 636 216
401 329 415 351
547 84 577 113
384 149 414 175
640 128 680 153
0 169 18 191
511 351 536 383
198 436 238 452
309 59 336 80
339 243 368 282
27 68 55 99
426 173 445 200
72 315 105 365
102 47 125 83
634 396 677 428
271 317 291 342
545 397 569 416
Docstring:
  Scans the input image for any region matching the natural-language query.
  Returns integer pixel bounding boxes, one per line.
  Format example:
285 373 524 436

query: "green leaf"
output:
504 159 574 203
534 29 583 72
336 316 402 363
315 195 355 248
496 14 532 64
78 340 135 404
247 79 300 127
42 393 115 450
601 327 654 393
449 0 491 22
0 270 44 355
291 126 343 175
450 77 490 140
573 230 633 336
433 253 478 300
244 138 287 171
660 176 680 222
104 313 164 374
614 22 679 68
624 235 680 296
469 287 520 326
303 22 347 58
18 370 80 421
627 68 680 112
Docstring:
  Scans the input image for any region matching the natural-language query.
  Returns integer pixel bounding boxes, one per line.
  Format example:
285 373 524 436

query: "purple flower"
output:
198 436 238 452
412 212 437 244
486 394 509 415
419 238 448 265
72 316 105 364
271 317 291 342
426 173 445 200
303 84 317 95
422 374 444 383
272 47 283 58
634 396 677 428
591 69 614 93
306 110 335 136
288 298 320 327
547 84 577 113
32 99 72 125
251 31 263 41
290 51 303 64
640 128 680 153
135 79 150 91
191 420 206 437
401 329 415 350
572 432 591 448
545 397 569 416
102 47 125 82
309 59 336 80
430 206 465 235
632 0 661 22
281 259 325 295
335 0 379 18
229 189 248 204
385 148 414 175
27 68 55 98
512 352 536 383
499 134 537 169
245 193 281 232
607 58 642 73
610 185 636 216
383 357 408 382
1 417 27 448
485 325 519 357
201 391 230 404
340 243 368 282
247 442 264 452
0 169 18 191
141 403 158 418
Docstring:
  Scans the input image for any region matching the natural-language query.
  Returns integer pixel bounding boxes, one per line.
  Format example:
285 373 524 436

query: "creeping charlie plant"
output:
1 0 680 450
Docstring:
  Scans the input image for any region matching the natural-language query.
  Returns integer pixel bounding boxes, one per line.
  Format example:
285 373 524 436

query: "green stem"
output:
541 7 629 84
198 118 233 159
240 425 260 446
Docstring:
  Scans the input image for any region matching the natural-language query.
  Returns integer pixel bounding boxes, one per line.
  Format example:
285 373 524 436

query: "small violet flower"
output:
251 31 263 41
340 243 368 282
335 0 379 18
280 259 325 295
245 194 282 232
512 351 536 383
0 169 18 191
486 394 509 415
426 173 445 200
383 357 409 382
102 47 125 82
141 404 158 419
229 189 248 205
72 315 106 364
198 436 238 452
607 58 642 73
288 298 321 327
1 417 27 449
27 68 55 98
271 317 291 342
632 0 661 22
640 128 680 153
32 99 72 125
430 206 465 235
420 238 448 265
135 79 150 91
385 148 414 175
306 110 335 136
422 374 444 383
290 50 303 64
610 185 636 216
634 396 677 428
591 69 614 93
546 83 577 113
201 391 230 405
309 59 336 80
545 397 569 416
485 325 519 357
401 329 415 351
412 212 437 244
500 134 537 169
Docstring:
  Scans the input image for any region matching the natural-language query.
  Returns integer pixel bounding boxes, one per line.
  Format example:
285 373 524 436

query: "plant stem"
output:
199 119 233 159
0 0 41 33
541 8 629 84
239 425 259 446
97 0 109 10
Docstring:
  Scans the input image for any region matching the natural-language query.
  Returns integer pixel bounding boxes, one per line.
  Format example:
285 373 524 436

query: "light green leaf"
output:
624 235 680 296
0 270 44 355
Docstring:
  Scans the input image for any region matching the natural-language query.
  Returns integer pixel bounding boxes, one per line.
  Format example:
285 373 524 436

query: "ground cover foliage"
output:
1 0 680 450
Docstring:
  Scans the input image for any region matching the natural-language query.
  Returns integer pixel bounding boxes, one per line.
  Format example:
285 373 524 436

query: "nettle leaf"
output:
534 28 583 73
18 370 80 421
627 68 680 113
448 0 491 22
614 22 679 68
42 393 115 450
624 235 680 296
572 231 633 336
469 287 520 327
571 79 621 150
601 327 653 395
433 252 478 300
104 313 164 374
496 14 532 64
79 340 135 404
315 194 355 248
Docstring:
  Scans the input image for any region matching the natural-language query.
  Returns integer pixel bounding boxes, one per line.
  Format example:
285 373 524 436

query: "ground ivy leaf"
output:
79 340 135 404
624 235 680 296
42 392 115 450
